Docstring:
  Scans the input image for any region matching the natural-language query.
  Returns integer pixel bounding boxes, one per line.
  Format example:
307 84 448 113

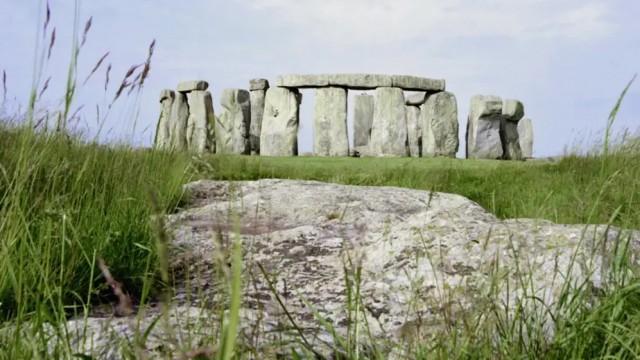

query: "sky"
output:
1 0 639 157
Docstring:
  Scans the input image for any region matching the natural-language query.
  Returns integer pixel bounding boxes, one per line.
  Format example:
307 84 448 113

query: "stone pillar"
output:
314 87 349 156
217 89 251 154
370 87 408 157
500 99 524 160
353 94 374 150
249 79 269 155
518 117 533 159
154 89 174 150
260 87 301 156
405 105 422 157
466 95 503 159
186 90 215 153
422 91 459 158
169 91 189 151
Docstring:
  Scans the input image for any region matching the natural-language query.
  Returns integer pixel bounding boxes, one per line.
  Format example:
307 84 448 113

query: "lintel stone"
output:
177 80 209 92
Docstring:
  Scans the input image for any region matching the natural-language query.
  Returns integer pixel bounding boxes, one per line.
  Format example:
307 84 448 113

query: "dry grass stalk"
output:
97 258 134 317
104 63 112 92
44 0 51 32
2 70 6 102
47 27 56 60
81 16 92 48
83 51 109 85
39 76 51 97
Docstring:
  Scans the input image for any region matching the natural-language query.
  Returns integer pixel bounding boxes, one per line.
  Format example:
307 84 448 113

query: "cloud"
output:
245 0 613 45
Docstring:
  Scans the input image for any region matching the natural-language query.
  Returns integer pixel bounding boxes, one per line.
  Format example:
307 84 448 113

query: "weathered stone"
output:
186 91 215 153
176 80 208 92
406 105 422 157
249 78 269 91
466 95 503 159
169 91 189 151
54 179 640 357
260 87 300 156
250 82 270 155
405 92 427 106
327 73 392 89
500 99 524 160
518 117 534 158
353 94 374 148
392 75 445 91
154 89 174 150
314 87 349 156
370 87 408 157
216 89 250 154
422 91 459 157
275 74 330 88
502 99 525 122
277 73 444 91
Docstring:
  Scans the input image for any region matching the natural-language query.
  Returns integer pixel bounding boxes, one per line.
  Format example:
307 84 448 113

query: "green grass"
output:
197 151 640 229
0 127 190 322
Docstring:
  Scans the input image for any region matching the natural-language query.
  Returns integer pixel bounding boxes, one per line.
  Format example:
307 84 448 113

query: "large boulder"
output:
216 89 251 154
260 87 301 156
500 99 524 160
314 87 349 156
353 94 374 148
406 105 422 157
56 180 640 357
518 117 534 159
186 90 215 153
249 79 270 155
154 89 174 150
169 91 189 151
422 91 459 157
466 95 503 159
369 87 408 157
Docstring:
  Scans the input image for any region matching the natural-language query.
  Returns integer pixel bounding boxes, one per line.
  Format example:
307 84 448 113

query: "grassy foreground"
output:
1 124 640 358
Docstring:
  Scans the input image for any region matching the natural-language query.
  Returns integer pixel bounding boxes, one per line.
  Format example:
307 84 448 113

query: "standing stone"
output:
518 117 534 159
405 105 422 157
186 90 215 153
500 99 524 160
353 94 374 148
370 87 408 157
314 87 349 156
260 87 301 156
249 79 269 155
466 95 503 159
169 91 189 151
154 89 174 150
217 89 251 154
422 91 459 157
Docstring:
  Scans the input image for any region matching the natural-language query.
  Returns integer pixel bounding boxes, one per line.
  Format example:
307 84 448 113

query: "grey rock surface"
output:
406 105 422 157
500 99 524 160
169 92 189 151
249 78 269 91
353 94 374 148
276 74 444 91
518 117 534 158
250 84 269 155
154 89 174 150
57 180 640 357
466 95 504 159
260 87 301 156
186 90 215 153
370 87 408 157
176 80 209 92
405 92 427 106
422 91 459 157
217 89 251 154
313 87 349 156
391 75 445 92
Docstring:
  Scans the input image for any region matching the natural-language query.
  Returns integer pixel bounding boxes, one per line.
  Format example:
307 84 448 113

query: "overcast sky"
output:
1 0 638 156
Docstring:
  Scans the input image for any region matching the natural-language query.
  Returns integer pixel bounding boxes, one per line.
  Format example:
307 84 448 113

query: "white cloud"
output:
244 0 613 44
